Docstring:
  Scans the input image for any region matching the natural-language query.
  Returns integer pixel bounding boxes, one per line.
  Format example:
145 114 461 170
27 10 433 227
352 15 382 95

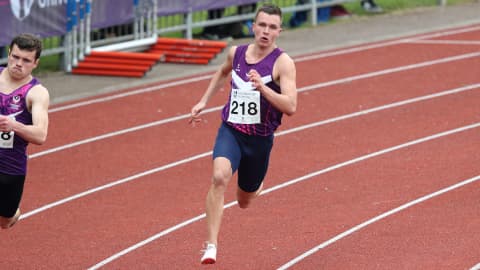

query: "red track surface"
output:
1 25 479 270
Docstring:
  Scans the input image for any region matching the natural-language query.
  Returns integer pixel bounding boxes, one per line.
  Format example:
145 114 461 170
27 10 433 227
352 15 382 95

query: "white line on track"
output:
30 52 480 159
471 263 480 270
405 39 480 45
87 122 480 270
276 173 480 269
294 25 480 62
48 75 212 113
20 152 212 220
276 83 480 136
21 83 480 220
30 106 222 158
49 25 480 113
26 24 479 268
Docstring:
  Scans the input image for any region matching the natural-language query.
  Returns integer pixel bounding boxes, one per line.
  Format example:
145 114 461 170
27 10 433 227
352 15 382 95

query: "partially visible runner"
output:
190 4 297 264
0 33 50 229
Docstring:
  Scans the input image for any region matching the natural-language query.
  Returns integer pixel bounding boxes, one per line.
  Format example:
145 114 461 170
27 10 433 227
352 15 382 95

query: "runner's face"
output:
7 45 38 80
253 12 282 48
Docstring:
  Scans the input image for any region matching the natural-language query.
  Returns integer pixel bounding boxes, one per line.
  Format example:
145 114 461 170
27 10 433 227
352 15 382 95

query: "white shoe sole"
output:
201 244 217 264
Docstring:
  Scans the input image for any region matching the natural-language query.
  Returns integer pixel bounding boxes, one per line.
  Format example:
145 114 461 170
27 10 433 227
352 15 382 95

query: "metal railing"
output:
0 0 450 71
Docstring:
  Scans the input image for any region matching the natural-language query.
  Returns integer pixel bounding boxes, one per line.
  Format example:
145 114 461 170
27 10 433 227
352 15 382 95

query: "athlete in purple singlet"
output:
221 44 284 136
0 34 50 229
190 4 297 264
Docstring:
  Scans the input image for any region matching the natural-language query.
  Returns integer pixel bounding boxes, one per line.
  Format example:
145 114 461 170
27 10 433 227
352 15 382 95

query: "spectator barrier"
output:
0 0 449 73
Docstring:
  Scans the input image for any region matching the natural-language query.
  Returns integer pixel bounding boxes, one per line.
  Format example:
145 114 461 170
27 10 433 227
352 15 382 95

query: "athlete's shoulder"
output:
277 51 294 63
27 84 50 103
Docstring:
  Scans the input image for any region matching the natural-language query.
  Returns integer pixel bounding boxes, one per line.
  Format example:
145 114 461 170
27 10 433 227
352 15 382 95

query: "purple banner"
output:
0 0 66 46
0 0 261 46
156 0 260 16
90 0 134 30
0 0 134 46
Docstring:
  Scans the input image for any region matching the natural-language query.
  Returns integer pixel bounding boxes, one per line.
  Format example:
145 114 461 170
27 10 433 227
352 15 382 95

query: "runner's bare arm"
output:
11 85 49 145
250 53 297 116
191 46 236 119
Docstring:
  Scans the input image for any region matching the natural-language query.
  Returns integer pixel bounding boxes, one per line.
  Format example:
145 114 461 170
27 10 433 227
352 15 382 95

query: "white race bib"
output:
227 89 261 124
0 113 21 149
0 131 14 149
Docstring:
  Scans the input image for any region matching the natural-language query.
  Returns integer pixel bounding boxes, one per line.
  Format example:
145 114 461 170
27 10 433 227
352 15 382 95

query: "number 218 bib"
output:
227 89 260 124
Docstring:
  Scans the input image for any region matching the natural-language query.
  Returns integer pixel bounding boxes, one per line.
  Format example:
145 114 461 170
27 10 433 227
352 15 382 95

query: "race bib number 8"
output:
227 89 261 124
0 131 14 149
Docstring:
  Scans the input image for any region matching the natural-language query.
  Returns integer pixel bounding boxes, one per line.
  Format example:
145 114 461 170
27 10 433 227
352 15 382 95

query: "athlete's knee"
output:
0 218 12 229
0 209 21 229
237 182 263 209
212 167 231 188
211 157 233 187
236 190 255 209
237 197 252 209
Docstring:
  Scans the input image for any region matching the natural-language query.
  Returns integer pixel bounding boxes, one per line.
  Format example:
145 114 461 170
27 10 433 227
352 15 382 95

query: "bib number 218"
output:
227 89 261 124
231 101 258 116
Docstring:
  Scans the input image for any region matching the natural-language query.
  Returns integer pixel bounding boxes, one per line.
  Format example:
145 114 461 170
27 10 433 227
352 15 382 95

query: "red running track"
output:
0 24 479 270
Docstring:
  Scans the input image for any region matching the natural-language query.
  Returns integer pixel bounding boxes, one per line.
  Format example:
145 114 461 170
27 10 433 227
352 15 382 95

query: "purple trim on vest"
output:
0 67 40 175
221 44 284 136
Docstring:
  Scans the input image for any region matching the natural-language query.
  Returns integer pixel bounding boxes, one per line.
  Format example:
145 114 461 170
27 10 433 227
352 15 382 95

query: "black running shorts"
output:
0 173 26 218
213 122 274 192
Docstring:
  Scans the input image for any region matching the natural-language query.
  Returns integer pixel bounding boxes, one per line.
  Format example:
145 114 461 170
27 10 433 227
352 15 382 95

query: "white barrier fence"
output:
0 0 450 72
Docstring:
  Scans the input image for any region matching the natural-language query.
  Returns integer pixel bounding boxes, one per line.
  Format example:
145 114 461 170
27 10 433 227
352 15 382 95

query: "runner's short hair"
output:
255 4 282 21
10 33 43 60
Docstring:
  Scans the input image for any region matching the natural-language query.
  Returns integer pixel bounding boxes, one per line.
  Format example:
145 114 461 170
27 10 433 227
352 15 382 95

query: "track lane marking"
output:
277 174 480 269
22 83 480 220
405 39 480 45
295 25 480 62
49 25 480 113
87 123 480 270
31 52 480 159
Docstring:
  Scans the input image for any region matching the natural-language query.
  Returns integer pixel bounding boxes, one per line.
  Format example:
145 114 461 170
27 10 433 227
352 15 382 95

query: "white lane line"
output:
22 83 480 220
20 152 212 220
277 174 480 270
405 39 480 45
49 25 480 113
276 83 480 136
88 122 480 270
48 75 212 113
291 52 480 93
396 24 480 43
30 106 222 159
295 25 480 62
30 52 480 159
471 262 480 270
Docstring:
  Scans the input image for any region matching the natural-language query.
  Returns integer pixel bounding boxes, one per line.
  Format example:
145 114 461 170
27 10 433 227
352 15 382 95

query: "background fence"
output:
0 0 449 72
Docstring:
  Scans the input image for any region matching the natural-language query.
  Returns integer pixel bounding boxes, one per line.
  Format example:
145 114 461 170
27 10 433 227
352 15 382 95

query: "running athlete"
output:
190 4 297 264
0 33 49 229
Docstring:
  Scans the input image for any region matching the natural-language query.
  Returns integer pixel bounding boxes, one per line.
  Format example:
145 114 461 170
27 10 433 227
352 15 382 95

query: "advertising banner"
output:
0 0 66 46
0 0 134 46
156 0 259 16
0 0 260 46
